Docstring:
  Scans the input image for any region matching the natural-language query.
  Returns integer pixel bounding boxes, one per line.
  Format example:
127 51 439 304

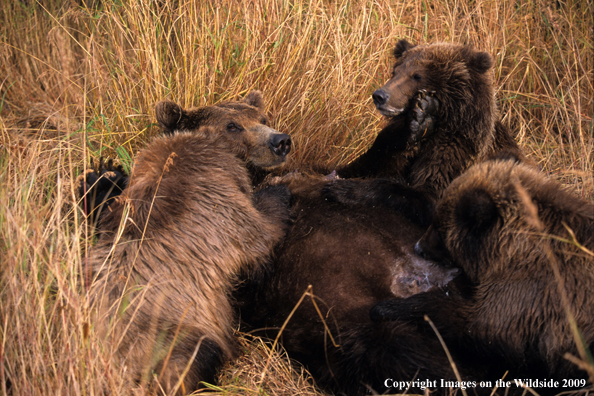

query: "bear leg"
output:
322 178 434 226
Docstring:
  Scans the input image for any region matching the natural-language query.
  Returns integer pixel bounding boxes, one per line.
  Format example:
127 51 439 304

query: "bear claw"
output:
77 158 129 222
409 90 439 143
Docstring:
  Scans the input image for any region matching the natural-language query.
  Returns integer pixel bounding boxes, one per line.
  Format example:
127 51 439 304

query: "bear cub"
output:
326 40 523 226
87 91 292 394
77 91 291 225
373 159 594 391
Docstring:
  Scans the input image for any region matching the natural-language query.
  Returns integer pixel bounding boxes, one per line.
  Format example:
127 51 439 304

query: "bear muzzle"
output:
372 88 405 117
268 133 291 157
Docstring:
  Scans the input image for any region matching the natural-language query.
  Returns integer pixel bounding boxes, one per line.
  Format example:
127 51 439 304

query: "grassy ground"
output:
0 0 592 395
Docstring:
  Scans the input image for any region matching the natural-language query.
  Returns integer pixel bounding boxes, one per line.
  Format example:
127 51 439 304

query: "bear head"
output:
373 40 496 143
414 159 594 284
155 90 291 170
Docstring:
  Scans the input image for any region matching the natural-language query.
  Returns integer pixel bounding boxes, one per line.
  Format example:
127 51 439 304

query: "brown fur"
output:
155 94 290 172
373 160 594 391
326 40 524 226
77 91 291 223
240 42 527 395
239 176 459 395
88 93 291 393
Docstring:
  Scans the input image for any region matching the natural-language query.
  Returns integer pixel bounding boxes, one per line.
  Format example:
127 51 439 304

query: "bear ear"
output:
393 39 415 59
242 90 265 111
155 100 183 135
467 50 493 74
454 187 498 235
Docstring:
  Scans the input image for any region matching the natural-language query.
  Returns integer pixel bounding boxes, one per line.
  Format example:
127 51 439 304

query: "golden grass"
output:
0 0 592 394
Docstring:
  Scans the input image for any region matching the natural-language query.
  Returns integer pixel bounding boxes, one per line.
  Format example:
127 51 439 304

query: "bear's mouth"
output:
376 105 406 117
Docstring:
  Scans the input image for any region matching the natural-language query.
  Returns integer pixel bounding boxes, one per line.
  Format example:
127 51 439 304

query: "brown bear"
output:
325 39 524 226
77 91 291 225
372 159 594 393
87 91 292 394
238 185 461 394
240 41 522 395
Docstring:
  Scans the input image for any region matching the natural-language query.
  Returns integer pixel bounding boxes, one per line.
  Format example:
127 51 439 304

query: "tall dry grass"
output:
0 0 592 395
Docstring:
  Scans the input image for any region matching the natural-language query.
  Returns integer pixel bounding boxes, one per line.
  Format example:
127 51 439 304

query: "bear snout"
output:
372 89 389 106
269 133 292 156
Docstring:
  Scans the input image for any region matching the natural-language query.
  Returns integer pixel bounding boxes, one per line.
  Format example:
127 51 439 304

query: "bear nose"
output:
372 89 389 106
269 133 291 156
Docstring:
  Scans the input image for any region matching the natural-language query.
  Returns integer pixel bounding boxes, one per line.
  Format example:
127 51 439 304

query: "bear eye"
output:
226 123 243 133
260 117 268 126
412 73 422 81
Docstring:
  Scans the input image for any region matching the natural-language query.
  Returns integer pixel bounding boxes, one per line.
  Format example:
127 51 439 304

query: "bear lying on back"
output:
87 92 292 394
373 159 594 390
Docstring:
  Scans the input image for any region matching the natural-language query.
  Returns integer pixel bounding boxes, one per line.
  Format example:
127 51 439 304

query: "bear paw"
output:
409 89 439 143
322 179 372 207
253 184 293 225
322 178 410 208
77 158 128 221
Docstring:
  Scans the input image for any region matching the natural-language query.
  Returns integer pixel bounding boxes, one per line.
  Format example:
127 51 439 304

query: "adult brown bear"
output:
372 159 594 393
86 92 292 394
241 41 522 395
